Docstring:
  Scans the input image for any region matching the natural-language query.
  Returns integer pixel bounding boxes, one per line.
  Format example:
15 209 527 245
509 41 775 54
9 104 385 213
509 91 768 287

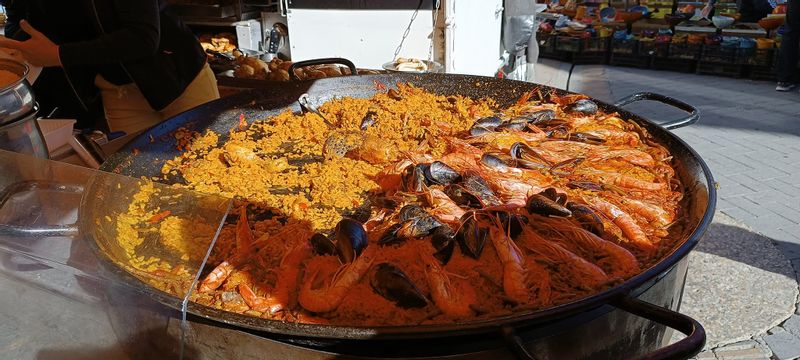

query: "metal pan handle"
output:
613 296 706 360
498 296 704 360
288 57 359 81
0 180 83 237
614 92 700 130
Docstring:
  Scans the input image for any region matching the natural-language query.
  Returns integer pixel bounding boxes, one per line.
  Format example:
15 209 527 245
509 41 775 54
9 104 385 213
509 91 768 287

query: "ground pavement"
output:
535 60 800 359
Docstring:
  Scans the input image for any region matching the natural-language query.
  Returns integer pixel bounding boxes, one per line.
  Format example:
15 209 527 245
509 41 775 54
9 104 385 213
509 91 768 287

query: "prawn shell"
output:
370 263 428 309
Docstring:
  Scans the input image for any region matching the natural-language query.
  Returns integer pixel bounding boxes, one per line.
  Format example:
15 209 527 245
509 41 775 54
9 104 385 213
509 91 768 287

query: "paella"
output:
135 83 683 326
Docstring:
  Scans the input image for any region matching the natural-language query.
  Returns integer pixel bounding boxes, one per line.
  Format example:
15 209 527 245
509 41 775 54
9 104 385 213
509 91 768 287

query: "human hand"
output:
0 20 61 67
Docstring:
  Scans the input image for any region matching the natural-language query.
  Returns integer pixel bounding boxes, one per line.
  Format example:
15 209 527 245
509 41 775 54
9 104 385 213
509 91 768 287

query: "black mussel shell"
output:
566 202 605 237
396 216 443 239
461 172 502 207
567 181 603 191
402 164 429 193
499 213 529 240
360 110 378 130
525 194 572 217
370 263 428 309
475 116 503 129
425 161 461 185
570 132 605 145
457 214 488 259
541 188 558 201
309 233 337 256
378 223 404 246
568 99 598 115
525 109 556 124
334 218 368 263
496 121 528 132
399 204 428 222
480 153 510 170
510 142 551 166
444 184 482 208
431 226 456 265
469 126 493 137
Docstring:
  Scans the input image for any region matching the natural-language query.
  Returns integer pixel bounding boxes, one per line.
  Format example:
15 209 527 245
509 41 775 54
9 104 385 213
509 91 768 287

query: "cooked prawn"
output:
419 249 477 317
585 197 655 253
298 252 374 313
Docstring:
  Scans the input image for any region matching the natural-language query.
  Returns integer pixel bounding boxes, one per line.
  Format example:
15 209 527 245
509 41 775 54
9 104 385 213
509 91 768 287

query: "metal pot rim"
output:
97 73 717 340
0 58 30 92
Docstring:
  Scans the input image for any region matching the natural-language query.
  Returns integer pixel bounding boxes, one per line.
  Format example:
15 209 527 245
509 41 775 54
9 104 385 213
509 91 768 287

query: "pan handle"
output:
613 296 706 360
0 180 82 237
288 57 359 81
613 92 699 130
498 296 704 360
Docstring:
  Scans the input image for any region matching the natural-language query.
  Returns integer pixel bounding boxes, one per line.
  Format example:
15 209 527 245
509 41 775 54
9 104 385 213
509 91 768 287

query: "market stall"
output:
536 0 792 79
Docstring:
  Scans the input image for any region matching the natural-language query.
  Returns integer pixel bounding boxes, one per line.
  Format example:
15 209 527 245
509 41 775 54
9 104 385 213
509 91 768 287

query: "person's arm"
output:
58 0 161 67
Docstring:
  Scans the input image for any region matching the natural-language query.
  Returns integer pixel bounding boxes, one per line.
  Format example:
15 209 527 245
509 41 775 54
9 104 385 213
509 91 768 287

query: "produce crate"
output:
611 38 639 55
696 62 745 77
668 43 702 60
700 45 738 64
556 35 584 53
652 57 696 72
736 48 775 66
748 49 778 81
609 40 651 68
583 37 610 53
639 41 670 58
537 32 557 56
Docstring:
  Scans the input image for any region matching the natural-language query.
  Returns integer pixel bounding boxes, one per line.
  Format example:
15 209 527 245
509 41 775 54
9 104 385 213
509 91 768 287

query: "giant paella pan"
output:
97 59 714 359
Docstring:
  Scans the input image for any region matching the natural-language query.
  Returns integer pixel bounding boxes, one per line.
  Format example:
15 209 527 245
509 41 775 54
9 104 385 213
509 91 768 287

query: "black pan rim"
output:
98 73 717 339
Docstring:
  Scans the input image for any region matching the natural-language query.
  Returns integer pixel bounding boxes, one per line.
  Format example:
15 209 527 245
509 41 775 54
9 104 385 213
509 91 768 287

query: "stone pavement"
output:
535 60 800 359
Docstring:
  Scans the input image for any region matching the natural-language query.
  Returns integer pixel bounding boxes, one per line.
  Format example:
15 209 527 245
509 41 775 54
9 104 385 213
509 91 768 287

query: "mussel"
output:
496 120 529 132
568 99 598 115
457 213 488 259
497 212 529 240
523 109 557 124
309 233 337 256
469 126 494 137
444 184 483 208
566 202 605 237
474 116 503 129
461 172 502 207
378 223 404 246
525 194 572 217
540 188 567 206
370 263 428 309
402 164 429 193
569 132 605 145
510 142 552 167
424 161 461 185
431 226 456 264
480 153 511 171
334 218 369 263
360 110 378 131
395 205 442 238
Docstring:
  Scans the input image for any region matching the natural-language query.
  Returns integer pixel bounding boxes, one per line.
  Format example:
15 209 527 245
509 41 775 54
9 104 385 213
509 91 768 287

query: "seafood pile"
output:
167 84 683 326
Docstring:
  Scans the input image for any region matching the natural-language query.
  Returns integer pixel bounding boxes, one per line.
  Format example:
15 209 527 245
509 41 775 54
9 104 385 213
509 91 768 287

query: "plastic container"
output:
37 118 76 153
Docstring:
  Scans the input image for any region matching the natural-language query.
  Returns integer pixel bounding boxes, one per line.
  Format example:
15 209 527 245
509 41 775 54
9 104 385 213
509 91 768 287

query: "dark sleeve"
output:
58 0 160 67
2 0 28 40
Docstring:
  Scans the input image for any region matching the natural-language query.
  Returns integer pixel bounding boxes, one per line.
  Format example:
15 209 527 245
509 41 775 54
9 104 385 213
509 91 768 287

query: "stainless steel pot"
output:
0 59 46 158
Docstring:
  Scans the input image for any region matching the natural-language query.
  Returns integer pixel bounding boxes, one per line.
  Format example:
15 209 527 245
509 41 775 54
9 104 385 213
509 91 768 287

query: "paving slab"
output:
681 212 797 348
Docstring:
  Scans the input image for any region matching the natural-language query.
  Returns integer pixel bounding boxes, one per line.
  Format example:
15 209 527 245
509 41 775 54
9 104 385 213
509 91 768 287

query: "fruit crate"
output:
538 32 573 61
696 62 745 77
668 43 702 60
551 35 610 64
652 57 696 72
699 45 738 64
748 49 778 81
639 41 670 58
611 38 639 55
609 40 651 68
736 48 775 66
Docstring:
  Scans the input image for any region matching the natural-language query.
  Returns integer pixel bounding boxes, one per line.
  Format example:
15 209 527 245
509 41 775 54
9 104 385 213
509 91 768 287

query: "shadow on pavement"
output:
694 220 796 279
